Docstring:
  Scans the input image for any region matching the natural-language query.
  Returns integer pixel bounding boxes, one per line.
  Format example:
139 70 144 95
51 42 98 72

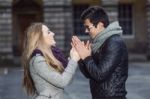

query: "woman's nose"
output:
50 32 54 36
52 32 55 36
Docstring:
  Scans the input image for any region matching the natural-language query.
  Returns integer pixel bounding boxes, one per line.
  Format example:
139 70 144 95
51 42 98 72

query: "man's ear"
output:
98 22 104 28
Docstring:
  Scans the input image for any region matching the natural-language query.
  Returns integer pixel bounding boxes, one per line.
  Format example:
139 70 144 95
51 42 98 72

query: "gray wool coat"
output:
29 54 78 99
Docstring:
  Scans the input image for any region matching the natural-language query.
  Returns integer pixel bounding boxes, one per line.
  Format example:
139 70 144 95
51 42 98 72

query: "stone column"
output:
0 0 13 60
147 0 150 60
43 0 73 55
101 0 118 22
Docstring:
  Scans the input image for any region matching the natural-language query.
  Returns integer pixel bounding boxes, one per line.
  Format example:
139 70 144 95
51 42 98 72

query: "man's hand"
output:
72 36 91 60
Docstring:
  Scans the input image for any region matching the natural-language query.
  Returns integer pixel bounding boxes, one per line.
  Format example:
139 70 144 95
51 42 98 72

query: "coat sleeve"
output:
81 39 125 82
32 55 78 88
78 60 91 78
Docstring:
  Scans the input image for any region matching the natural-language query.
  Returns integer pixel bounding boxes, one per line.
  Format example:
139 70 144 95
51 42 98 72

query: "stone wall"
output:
102 0 149 55
43 0 73 55
0 0 13 60
147 0 150 59
101 0 118 23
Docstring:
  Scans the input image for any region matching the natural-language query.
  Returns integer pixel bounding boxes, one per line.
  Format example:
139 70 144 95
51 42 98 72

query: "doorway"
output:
12 0 43 56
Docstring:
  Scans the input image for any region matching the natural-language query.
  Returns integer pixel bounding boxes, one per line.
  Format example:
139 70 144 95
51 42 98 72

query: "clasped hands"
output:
71 36 91 61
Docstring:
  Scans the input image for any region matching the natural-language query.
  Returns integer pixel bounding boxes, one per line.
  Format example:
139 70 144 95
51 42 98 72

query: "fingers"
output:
72 36 89 50
85 40 92 50
73 36 79 41
71 42 77 52
81 41 85 45
87 41 91 50
86 40 89 46
72 37 77 46
85 40 89 48
72 36 81 43
72 36 82 48
71 42 74 48
88 43 92 51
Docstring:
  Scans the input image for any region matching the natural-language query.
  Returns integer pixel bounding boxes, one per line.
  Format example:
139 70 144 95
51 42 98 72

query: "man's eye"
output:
85 26 88 28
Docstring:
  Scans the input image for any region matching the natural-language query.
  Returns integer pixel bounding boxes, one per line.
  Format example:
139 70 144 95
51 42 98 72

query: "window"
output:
118 4 133 35
73 5 89 35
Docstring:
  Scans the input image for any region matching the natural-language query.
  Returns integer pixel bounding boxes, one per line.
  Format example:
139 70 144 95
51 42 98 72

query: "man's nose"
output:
85 28 89 33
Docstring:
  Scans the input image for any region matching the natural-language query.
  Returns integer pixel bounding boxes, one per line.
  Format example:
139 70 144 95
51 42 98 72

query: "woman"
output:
22 23 80 99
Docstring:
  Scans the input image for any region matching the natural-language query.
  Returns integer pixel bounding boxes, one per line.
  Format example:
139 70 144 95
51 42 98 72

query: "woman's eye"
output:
48 31 50 34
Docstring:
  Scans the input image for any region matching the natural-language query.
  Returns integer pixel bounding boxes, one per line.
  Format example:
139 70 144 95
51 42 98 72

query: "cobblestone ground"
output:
0 62 150 99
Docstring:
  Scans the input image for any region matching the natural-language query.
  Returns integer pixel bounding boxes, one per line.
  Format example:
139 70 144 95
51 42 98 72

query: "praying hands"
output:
71 36 91 60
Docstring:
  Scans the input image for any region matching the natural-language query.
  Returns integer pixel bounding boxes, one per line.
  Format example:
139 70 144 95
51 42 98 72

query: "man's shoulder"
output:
108 34 122 41
105 34 124 45
100 34 126 51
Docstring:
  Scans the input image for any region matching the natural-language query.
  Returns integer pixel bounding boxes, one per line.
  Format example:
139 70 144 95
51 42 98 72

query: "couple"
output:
22 6 128 99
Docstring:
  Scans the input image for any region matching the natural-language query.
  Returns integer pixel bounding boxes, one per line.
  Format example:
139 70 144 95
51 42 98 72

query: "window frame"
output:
73 4 89 36
118 3 135 39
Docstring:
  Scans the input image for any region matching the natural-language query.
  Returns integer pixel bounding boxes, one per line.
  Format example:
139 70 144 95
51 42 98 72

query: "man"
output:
72 6 128 99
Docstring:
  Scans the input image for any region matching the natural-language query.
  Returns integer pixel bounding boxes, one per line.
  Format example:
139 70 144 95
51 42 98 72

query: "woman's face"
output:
42 25 56 46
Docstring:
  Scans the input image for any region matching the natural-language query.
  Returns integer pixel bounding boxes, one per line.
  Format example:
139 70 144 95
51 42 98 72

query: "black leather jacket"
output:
79 35 128 99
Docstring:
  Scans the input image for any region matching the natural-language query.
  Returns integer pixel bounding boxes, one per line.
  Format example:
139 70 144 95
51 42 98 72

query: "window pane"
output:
73 5 89 35
118 4 133 35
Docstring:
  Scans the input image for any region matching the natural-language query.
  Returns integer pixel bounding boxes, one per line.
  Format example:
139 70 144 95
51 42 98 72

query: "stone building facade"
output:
147 0 150 59
0 0 150 64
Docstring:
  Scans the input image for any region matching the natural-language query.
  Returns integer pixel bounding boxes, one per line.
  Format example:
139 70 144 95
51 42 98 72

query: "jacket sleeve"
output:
82 39 124 82
78 60 91 78
32 55 78 88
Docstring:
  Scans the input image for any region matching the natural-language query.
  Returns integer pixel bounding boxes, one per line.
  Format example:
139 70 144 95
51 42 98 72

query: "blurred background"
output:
0 0 150 99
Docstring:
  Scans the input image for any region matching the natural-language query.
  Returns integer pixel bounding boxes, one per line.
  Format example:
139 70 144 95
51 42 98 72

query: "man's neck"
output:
93 27 105 38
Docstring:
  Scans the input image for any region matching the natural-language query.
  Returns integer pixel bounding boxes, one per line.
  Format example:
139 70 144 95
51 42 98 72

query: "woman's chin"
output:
52 42 56 46
49 42 56 47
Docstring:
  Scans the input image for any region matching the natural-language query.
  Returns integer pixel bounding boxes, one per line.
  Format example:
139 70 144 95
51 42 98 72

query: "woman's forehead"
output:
42 25 47 28
42 25 49 30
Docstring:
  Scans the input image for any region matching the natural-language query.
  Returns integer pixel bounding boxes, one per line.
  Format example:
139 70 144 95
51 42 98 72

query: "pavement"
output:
0 61 150 99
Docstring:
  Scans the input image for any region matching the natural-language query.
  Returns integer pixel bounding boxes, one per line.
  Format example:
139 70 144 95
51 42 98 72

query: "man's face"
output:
83 18 104 38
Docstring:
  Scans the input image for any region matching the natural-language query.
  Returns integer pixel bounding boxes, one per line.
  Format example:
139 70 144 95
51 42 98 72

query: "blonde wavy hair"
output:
22 23 64 95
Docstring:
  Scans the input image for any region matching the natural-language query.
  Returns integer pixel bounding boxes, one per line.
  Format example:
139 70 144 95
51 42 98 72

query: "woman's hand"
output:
70 43 80 62
72 36 91 60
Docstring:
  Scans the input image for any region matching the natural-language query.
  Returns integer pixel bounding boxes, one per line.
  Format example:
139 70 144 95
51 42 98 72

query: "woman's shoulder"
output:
30 51 56 72
31 49 43 58
30 49 45 65
32 54 45 61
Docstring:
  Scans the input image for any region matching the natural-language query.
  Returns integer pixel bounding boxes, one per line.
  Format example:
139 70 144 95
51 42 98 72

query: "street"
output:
0 62 150 99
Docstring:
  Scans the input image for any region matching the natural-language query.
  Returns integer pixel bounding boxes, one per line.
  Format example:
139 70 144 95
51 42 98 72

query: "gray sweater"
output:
29 54 78 99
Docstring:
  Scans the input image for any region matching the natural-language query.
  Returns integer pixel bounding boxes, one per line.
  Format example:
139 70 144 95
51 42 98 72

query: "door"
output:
12 0 43 56
18 14 38 55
